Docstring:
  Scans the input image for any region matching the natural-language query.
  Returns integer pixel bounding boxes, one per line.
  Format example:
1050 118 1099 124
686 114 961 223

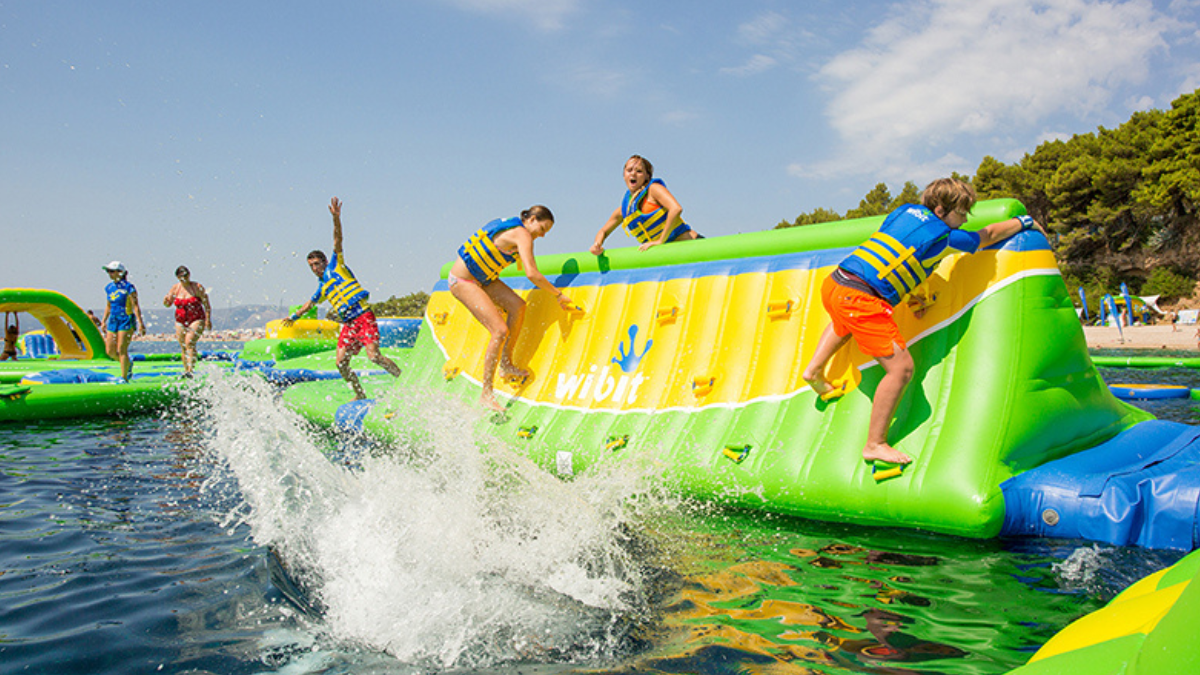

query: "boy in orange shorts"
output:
802 178 1044 465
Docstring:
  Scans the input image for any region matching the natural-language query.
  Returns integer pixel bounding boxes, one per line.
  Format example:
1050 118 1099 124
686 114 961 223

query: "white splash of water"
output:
192 370 666 670
1053 544 1112 589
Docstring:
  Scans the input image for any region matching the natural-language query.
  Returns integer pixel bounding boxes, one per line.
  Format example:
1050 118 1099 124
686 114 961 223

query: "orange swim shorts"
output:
820 275 906 358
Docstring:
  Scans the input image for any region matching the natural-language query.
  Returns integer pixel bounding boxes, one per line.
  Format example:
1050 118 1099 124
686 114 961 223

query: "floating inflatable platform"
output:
1091 355 1200 369
277 198 1200 544
0 375 191 422
0 288 199 422
1108 383 1193 400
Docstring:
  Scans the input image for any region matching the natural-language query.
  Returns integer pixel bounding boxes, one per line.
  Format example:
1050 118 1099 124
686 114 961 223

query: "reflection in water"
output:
638 543 970 674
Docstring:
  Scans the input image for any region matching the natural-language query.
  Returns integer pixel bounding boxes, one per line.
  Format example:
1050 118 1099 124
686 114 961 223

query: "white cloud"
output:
440 0 580 31
1036 130 1075 145
719 10 809 76
735 11 790 46
720 54 778 77
1128 94 1157 111
661 109 699 125
1175 62 1200 98
556 63 633 98
807 0 1180 179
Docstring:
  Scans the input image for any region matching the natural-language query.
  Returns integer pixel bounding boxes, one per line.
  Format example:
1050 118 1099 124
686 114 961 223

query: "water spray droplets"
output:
192 371 663 669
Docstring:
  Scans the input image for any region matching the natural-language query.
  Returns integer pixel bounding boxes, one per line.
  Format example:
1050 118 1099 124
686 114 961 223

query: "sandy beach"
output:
1084 324 1199 351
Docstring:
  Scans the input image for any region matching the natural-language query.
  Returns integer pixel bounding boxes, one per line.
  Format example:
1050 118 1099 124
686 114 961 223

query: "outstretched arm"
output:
977 215 1045 249
591 208 623 256
283 299 316 325
514 230 573 308
283 297 316 324
330 197 344 256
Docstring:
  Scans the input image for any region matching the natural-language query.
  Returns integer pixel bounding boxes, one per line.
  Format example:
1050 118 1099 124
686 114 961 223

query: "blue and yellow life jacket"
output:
620 178 692 244
458 217 524 285
312 251 369 322
839 205 981 305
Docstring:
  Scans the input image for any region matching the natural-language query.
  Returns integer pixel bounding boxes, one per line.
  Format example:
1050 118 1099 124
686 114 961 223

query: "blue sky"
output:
3 0 1198 314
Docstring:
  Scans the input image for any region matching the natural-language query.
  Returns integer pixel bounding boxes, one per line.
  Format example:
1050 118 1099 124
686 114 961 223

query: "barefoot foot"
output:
499 363 530 381
804 372 834 396
480 393 505 412
863 443 912 465
805 373 846 401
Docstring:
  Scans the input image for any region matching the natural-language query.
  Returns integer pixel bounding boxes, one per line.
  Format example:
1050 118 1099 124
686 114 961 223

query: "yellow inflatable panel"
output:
426 248 1059 411
265 318 341 340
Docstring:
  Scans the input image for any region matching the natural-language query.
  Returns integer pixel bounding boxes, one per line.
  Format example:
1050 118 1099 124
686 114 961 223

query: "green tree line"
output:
778 88 1200 310
368 291 430 317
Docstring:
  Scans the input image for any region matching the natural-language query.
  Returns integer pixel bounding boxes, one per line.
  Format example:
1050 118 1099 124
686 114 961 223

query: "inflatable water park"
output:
7 197 1200 672
0 288 419 421
280 199 1200 548
280 198 1200 672
0 288 197 420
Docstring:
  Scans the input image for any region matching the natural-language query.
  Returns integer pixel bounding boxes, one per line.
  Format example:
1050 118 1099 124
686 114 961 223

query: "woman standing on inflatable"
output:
590 155 701 255
163 265 212 378
101 261 146 382
449 205 573 412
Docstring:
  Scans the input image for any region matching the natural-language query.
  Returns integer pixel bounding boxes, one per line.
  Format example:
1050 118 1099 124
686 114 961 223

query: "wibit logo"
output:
555 323 652 406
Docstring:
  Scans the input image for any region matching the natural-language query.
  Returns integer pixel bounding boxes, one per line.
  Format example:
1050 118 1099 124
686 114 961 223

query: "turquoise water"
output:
0 351 1194 674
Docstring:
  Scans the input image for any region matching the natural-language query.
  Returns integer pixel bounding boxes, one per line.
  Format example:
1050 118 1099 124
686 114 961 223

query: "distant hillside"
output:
140 305 288 334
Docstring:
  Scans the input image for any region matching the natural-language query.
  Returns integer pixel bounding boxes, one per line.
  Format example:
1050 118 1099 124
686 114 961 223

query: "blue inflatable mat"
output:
1001 420 1200 550
21 368 180 384
1108 384 1191 400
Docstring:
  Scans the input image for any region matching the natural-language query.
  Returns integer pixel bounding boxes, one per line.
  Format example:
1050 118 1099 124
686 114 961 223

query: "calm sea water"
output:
0 349 1194 675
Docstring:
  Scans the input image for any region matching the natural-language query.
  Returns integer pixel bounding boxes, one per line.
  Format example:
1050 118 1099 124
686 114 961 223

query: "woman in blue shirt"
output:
101 261 145 382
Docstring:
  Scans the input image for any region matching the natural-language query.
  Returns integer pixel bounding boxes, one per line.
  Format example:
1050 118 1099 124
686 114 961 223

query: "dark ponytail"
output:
520 205 554 224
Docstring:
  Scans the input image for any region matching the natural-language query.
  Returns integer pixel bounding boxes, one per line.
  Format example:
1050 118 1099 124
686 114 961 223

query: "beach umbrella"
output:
1078 287 1089 321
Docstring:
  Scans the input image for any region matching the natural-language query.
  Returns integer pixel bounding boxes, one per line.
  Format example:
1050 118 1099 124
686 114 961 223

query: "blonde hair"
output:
921 178 977 215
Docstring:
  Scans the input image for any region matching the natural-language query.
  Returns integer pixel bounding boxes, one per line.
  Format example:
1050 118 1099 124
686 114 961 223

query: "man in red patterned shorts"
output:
284 197 403 400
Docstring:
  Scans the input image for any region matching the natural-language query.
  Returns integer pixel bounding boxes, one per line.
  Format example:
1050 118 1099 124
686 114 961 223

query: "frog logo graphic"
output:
555 324 651 406
612 324 652 373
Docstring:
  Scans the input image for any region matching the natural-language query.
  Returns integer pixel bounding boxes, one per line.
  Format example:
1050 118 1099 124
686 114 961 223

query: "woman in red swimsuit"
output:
162 266 212 377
